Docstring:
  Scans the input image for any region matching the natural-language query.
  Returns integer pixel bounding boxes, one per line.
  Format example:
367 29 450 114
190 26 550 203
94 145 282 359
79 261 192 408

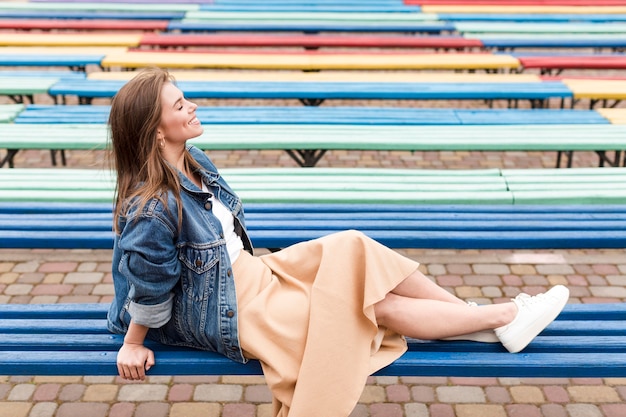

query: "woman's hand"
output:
116 342 155 381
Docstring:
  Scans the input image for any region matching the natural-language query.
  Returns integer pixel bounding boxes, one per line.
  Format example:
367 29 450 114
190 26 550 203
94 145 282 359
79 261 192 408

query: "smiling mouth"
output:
189 117 200 125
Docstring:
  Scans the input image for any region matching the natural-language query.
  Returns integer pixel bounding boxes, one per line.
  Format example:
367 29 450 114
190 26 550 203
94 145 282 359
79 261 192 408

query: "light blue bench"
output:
10 104 611 125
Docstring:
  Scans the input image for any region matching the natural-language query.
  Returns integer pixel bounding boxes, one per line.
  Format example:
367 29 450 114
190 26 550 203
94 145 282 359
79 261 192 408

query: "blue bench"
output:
2 201 626 250
1 301 625 377
10 104 611 125
47 79 573 107
0 54 104 72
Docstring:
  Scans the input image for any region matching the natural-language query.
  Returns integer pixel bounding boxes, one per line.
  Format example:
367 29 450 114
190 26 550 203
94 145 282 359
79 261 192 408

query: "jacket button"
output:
195 259 202 267
204 201 212 210
227 269 232 276
227 310 235 318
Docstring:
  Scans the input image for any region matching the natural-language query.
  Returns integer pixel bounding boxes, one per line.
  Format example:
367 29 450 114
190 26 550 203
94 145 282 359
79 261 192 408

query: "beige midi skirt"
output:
232 230 420 417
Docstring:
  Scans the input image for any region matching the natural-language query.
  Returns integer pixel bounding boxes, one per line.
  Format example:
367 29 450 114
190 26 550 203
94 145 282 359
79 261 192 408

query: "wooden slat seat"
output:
0 19 170 31
0 104 22 123
100 50 520 71
1 302 624 377
0 167 511 206
87 70 542 82
562 79 626 109
138 33 484 50
168 19 455 33
0 33 142 47
47 79 568 108
598 108 626 124
440 12 626 22
519 54 626 75
0 77 58 105
419 5 626 14
0 46 128 71
457 21 626 34
10 104 610 125
5 122 624 168
0 10 185 20
2 200 626 250
478 33 626 50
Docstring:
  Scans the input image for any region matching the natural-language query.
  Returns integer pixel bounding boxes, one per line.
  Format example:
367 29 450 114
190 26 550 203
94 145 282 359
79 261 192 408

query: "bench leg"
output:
285 150 327 167
555 151 574 168
0 149 19 168
596 150 622 167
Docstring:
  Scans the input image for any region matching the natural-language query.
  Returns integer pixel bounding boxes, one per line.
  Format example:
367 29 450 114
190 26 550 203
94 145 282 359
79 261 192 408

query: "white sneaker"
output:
495 285 570 353
441 301 500 343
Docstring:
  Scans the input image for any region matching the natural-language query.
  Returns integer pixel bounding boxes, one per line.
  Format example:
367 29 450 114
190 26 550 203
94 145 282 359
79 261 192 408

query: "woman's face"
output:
157 82 203 147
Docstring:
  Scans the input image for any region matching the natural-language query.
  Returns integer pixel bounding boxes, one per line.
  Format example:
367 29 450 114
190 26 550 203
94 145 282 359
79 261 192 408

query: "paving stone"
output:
386 384 411 402
117 384 168 402
8 383 36 401
134 402 169 417
168 384 194 402
0 402 32 417
404 403 429 417
56 403 109 417
429 403 455 417
370 402 403 417
485 386 511 403
509 386 545 403
566 404 603 417
358 385 386 403
506 404 541 417
108 402 135 417
193 384 243 402
169 402 221 417
29 402 58 417
455 404 506 417
436 386 486 403
58 384 85 402
222 403 255 417
32 384 61 402
567 385 621 402
411 385 435 403
601 403 626 417
542 385 570 403
83 384 118 402
540 404 567 417
244 384 272 403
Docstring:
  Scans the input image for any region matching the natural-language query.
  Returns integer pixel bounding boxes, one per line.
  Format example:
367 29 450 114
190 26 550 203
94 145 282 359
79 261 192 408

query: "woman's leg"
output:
374 293 517 340
390 268 468 305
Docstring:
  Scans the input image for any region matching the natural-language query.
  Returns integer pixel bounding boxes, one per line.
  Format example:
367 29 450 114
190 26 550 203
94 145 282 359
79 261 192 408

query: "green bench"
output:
2 166 626 205
1 123 625 168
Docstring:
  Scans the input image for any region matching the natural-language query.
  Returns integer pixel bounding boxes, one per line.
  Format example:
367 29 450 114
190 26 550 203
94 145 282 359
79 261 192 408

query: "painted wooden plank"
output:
100 51 520 71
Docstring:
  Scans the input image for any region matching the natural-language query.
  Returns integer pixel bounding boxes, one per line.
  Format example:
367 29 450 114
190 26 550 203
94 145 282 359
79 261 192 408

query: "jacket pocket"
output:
178 244 220 302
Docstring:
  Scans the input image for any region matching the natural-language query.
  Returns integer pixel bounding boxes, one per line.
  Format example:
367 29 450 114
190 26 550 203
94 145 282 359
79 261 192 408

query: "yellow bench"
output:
88 70 541 83
0 34 142 48
100 51 521 72
562 79 626 109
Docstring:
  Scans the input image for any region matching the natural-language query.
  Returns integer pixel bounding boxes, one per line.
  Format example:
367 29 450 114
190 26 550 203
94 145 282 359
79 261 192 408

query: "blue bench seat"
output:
1 302 625 377
47 79 572 107
10 105 610 125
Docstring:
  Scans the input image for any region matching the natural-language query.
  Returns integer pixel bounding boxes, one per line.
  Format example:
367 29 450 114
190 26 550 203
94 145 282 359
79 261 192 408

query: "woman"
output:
106 67 569 417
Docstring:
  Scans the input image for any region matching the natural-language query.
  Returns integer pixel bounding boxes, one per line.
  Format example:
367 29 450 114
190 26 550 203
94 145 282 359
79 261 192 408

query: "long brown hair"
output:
108 67 197 234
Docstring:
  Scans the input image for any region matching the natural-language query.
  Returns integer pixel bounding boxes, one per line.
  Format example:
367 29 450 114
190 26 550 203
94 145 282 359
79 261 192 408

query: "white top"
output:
202 181 244 263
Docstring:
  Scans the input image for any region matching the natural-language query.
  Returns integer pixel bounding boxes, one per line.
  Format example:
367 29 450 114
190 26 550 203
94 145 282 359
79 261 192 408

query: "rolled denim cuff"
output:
128 293 174 328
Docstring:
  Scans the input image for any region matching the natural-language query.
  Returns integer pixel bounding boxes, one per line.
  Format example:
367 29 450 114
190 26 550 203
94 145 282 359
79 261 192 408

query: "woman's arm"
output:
116 320 155 381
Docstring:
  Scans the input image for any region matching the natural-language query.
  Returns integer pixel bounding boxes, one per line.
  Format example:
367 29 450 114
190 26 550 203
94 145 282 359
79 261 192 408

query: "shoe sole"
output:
501 286 570 353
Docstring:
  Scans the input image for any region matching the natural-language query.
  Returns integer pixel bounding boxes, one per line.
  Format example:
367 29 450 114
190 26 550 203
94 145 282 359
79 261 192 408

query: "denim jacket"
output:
107 145 253 363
